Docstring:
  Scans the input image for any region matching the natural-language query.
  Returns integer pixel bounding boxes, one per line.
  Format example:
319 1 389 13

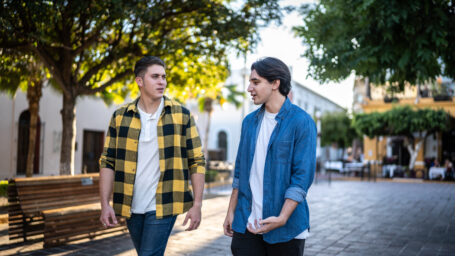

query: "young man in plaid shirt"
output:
99 56 205 256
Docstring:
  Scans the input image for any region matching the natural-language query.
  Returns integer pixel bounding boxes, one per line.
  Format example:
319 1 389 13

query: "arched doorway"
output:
17 110 41 175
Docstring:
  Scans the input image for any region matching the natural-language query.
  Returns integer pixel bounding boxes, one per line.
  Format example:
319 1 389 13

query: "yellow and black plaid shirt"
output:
99 96 205 219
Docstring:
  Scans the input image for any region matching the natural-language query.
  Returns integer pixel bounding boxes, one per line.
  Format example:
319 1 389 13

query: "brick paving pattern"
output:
1 180 454 255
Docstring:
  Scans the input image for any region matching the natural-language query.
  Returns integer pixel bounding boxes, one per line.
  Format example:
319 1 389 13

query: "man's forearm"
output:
190 173 205 206
227 188 239 214
278 199 298 222
100 168 114 208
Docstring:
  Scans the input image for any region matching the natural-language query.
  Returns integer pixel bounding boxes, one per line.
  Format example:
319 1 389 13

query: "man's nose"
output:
247 84 253 92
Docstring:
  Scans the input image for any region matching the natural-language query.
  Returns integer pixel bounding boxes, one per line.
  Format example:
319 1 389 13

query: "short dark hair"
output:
251 57 291 96
134 56 166 78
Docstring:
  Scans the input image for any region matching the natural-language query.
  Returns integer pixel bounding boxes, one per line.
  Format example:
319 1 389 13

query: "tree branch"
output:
78 70 132 95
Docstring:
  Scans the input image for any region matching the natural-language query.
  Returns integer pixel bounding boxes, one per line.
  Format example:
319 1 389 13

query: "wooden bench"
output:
8 174 126 247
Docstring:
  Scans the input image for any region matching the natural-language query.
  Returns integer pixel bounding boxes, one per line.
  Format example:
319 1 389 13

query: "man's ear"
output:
135 77 143 87
272 80 280 90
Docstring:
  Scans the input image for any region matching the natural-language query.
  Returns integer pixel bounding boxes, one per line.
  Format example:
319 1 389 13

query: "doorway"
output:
16 110 41 175
82 130 104 173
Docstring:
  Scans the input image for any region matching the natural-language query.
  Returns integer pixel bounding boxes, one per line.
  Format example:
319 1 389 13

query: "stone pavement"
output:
1 180 455 255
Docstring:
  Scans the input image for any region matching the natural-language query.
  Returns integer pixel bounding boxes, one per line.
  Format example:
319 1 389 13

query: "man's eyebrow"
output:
249 78 260 82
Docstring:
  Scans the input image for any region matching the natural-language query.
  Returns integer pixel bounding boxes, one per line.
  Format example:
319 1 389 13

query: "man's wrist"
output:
277 214 289 225
193 201 203 208
101 201 111 208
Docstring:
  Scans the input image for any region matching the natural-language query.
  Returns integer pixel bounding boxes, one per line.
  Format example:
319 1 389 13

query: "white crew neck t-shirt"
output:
131 98 164 214
248 110 309 239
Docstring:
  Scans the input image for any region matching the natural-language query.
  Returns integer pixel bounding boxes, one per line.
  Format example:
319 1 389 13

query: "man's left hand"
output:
247 216 286 235
183 204 202 231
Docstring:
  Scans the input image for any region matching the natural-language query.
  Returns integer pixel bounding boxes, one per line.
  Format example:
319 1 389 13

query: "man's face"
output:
136 64 167 100
247 69 277 105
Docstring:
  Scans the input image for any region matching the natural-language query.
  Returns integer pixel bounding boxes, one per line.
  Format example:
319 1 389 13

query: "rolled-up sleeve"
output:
284 116 317 203
186 114 206 175
99 113 117 171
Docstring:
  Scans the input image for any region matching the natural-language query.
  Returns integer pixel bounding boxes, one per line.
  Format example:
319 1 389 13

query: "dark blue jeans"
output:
126 211 177 256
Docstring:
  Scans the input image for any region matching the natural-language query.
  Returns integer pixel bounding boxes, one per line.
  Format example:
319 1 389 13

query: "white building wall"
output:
0 86 127 179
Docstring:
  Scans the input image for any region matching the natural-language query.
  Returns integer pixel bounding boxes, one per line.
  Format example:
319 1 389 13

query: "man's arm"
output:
182 173 204 231
223 188 238 237
183 114 206 231
99 113 118 228
247 199 297 234
99 168 118 227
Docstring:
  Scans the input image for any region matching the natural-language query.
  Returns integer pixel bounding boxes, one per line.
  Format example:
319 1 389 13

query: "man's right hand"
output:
100 205 118 228
223 211 234 237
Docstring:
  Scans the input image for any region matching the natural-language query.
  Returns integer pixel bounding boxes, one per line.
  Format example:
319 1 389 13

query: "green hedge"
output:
0 180 8 197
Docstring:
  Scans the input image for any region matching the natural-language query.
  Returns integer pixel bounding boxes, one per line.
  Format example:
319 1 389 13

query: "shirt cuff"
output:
99 158 114 170
190 165 206 175
284 186 307 203
232 177 239 189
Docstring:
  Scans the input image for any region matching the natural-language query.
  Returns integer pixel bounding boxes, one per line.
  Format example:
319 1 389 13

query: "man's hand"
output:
247 216 286 235
183 203 202 231
99 205 118 228
223 211 234 237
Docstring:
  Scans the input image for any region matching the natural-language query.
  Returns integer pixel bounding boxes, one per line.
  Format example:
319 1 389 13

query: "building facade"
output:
354 77 455 177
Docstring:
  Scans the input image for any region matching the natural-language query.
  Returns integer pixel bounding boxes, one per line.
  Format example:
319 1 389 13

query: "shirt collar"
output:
255 97 292 120
127 95 173 114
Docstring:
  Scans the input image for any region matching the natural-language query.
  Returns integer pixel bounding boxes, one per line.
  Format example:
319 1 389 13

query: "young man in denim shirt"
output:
223 57 316 256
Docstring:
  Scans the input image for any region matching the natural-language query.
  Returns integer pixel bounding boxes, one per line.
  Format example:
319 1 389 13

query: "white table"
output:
344 162 364 172
324 161 343 172
429 167 446 179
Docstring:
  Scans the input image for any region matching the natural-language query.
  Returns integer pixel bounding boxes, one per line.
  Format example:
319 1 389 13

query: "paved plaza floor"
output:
1 180 454 256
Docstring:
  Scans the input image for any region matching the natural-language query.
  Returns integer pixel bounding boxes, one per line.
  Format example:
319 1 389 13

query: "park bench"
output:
8 174 126 247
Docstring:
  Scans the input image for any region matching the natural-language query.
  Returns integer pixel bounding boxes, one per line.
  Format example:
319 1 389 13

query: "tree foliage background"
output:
0 0 281 174
320 111 358 149
294 0 455 91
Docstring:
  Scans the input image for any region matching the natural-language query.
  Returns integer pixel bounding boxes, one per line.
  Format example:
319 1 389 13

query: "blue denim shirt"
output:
232 98 316 244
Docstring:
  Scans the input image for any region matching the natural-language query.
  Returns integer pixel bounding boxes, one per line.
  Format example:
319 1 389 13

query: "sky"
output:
229 0 355 110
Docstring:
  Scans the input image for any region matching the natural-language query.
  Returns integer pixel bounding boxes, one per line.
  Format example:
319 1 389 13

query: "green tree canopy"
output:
320 111 358 148
0 0 281 174
294 0 455 91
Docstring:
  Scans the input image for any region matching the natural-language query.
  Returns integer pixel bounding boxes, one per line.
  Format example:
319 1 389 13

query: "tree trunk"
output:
25 80 43 177
60 93 77 175
203 111 212 161
407 140 423 171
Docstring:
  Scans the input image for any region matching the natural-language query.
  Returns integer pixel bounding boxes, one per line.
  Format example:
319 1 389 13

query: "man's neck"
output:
264 93 286 114
138 96 162 114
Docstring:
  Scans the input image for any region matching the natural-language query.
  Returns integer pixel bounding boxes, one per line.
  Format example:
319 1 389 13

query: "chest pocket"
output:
276 141 292 164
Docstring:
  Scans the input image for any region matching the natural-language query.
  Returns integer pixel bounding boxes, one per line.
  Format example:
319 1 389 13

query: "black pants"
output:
231 231 305 256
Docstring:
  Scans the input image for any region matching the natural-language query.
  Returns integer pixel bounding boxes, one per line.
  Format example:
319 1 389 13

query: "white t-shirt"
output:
131 99 164 214
248 110 309 239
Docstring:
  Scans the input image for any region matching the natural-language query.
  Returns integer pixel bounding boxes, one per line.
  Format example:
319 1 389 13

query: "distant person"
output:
223 57 316 256
444 159 453 180
99 56 206 256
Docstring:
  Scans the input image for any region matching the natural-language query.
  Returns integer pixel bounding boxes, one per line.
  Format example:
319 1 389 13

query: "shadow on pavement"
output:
2 232 134 256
